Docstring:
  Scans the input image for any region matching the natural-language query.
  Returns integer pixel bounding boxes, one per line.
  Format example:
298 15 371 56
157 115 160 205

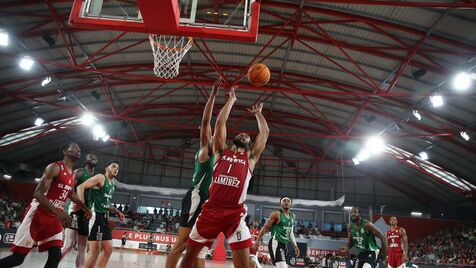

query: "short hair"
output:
280 196 293 203
105 160 119 168
60 142 77 155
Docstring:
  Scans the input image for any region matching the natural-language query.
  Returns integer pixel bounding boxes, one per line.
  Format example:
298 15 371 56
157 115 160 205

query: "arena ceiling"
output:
0 0 475 206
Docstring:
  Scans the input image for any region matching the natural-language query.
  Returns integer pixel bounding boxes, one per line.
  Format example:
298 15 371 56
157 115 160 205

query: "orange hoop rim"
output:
150 35 193 52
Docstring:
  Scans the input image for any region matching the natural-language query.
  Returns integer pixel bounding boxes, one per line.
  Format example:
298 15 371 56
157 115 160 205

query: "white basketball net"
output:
149 34 193 79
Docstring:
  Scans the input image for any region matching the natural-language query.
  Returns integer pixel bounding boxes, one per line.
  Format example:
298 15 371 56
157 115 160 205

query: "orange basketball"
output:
247 63 271 87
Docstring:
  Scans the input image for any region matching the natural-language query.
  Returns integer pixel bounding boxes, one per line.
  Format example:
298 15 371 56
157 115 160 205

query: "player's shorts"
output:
68 209 90 236
11 202 63 254
188 204 252 250
88 212 112 241
358 251 378 268
121 239 127 246
268 238 288 265
179 188 206 228
388 251 404 268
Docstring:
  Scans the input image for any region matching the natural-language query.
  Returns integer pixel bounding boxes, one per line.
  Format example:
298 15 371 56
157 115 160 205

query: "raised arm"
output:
251 210 280 253
33 163 71 227
198 79 221 162
77 174 105 203
248 103 269 170
401 228 409 262
213 86 237 155
366 222 387 259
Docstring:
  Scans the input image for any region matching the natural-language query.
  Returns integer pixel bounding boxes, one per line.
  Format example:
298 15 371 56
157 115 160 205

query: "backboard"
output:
69 0 260 42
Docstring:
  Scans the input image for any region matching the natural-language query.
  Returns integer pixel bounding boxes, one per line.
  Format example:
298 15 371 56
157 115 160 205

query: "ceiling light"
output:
460 131 470 141
92 124 106 140
365 136 385 155
35 178 41 182
0 30 9 46
419 151 428 160
3 174 12 180
352 157 360 165
102 134 110 142
34 117 44 126
356 149 370 162
452 72 472 91
19 56 34 70
81 113 95 126
41 77 51 87
411 211 422 217
430 95 444 107
343 206 353 211
412 109 421 121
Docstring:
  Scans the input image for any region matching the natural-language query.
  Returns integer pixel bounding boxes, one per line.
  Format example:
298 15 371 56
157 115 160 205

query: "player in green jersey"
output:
341 207 387 268
78 160 124 268
61 153 98 267
252 196 300 268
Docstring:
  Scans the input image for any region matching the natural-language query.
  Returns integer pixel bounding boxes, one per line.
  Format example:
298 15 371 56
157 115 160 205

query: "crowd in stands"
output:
0 185 26 229
410 221 476 266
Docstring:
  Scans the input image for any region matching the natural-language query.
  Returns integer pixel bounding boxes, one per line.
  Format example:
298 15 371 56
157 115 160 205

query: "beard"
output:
86 161 97 168
351 216 359 223
233 137 250 150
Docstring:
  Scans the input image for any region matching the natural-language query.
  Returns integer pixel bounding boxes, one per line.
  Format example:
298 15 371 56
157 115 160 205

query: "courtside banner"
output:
0 227 16 248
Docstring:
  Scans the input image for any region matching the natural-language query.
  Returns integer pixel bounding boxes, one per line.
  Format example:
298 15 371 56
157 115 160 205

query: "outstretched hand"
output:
228 85 238 101
247 102 263 114
211 79 222 97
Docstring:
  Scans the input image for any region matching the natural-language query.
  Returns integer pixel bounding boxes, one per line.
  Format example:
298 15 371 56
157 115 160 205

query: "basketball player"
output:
341 207 387 268
251 196 300 268
0 143 91 268
180 86 270 268
77 160 124 268
61 153 98 267
165 79 221 268
147 233 154 254
121 232 127 250
387 216 408 268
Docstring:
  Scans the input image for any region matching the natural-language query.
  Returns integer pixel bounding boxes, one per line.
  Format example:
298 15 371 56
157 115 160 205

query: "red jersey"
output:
34 161 74 214
387 227 403 252
206 149 252 208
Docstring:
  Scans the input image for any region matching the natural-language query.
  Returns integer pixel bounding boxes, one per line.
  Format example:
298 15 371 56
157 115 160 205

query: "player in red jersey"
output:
386 216 408 268
180 86 269 268
0 143 91 268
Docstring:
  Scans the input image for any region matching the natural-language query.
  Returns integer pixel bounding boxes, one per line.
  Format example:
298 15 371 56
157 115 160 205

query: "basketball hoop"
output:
149 34 193 79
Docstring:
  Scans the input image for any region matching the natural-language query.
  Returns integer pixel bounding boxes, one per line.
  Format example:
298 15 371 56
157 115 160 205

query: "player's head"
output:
233 132 252 151
280 196 293 210
105 160 119 178
85 154 98 167
62 142 81 161
389 216 398 226
351 207 360 223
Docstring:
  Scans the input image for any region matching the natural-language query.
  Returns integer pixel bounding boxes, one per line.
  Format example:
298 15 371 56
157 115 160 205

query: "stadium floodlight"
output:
411 211 422 217
19 56 34 70
0 30 8 46
102 134 110 142
92 124 106 140
352 157 360 165
452 72 473 91
34 117 44 126
430 95 444 107
81 113 95 126
365 136 385 155
356 149 370 162
460 131 470 141
419 151 428 160
41 77 51 87
412 109 421 121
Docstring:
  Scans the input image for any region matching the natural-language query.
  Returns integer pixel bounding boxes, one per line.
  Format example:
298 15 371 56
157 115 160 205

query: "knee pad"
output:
197 246 208 259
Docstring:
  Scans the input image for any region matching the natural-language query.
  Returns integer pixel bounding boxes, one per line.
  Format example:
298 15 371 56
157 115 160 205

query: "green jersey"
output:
271 209 294 244
90 175 115 214
191 152 214 199
350 219 379 252
65 167 93 211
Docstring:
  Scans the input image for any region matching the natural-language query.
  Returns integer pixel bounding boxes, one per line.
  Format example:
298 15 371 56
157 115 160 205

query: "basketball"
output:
247 63 271 87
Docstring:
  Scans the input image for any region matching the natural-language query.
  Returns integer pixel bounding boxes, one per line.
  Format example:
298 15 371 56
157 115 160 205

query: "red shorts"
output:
387 251 404 268
11 201 63 254
188 204 252 250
